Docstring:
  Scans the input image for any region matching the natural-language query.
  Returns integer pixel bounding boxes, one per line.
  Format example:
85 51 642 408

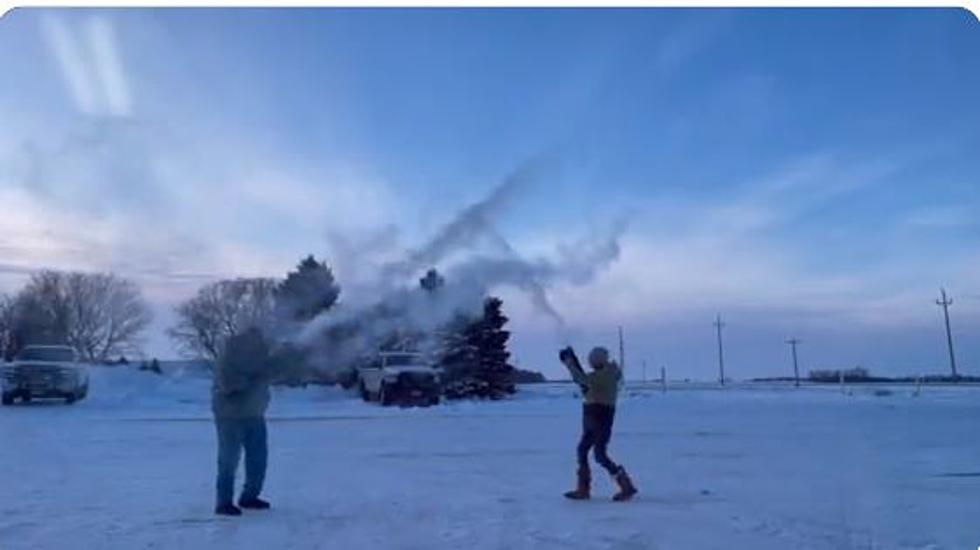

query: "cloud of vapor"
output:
482 227 565 327
295 160 630 371
382 158 548 281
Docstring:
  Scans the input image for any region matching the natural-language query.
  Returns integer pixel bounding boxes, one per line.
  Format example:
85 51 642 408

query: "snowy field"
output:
2 368 979 550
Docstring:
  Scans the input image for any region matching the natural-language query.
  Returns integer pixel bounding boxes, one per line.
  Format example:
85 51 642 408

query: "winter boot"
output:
564 467 591 500
215 503 242 516
238 496 271 510
611 466 638 502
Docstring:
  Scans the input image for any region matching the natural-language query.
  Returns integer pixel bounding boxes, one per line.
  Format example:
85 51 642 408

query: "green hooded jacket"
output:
568 362 622 406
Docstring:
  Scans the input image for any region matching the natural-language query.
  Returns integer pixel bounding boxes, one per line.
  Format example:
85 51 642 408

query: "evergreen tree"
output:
276 255 340 322
438 314 479 374
419 268 515 399
472 297 516 397
439 297 515 399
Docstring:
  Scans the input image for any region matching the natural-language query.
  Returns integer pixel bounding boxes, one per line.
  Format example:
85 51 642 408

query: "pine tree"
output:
439 297 515 399
422 268 515 399
473 297 516 397
270 256 340 385
437 314 480 397
276 255 340 322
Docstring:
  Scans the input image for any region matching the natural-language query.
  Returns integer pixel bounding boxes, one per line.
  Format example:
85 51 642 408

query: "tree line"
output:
0 270 151 362
0 257 518 399
169 259 515 398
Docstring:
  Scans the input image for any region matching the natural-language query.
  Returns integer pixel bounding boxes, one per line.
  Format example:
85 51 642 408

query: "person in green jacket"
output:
212 326 273 516
559 345 638 501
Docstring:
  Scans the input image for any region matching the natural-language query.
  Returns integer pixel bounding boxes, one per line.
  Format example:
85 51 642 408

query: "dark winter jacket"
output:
568 362 622 407
211 330 272 419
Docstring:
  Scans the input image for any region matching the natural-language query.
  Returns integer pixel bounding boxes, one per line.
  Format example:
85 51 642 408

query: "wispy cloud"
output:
3 13 401 314
87 16 131 116
41 13 99 114
3 118 397 292
906 205 979 229
519 152 969 332
654 11 730 75
706 154 902 235
40 13 131 117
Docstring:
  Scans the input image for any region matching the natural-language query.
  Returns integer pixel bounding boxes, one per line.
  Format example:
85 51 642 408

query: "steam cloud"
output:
294 160 629 373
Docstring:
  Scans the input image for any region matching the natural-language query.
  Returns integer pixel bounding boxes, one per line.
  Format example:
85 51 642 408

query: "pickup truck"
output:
1 345 89 405
358 351 441 407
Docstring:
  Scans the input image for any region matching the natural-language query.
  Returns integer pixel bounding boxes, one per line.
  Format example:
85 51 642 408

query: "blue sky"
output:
0 8 977 379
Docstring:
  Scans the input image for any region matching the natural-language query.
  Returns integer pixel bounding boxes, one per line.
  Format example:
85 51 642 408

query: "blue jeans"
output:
577 404 619 475
215 417 268 507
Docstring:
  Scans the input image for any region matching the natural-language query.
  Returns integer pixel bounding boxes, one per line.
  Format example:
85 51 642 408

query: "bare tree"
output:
10 270 152 362
168 278 278 360
64 273 153 361
11 271 73 350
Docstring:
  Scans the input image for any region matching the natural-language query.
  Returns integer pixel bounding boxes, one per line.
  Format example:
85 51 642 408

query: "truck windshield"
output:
384 354 423 366
17 348 75 362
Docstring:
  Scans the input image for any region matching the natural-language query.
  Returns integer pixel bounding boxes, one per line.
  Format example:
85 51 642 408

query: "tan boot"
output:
612 466 638 502
563 467 591 500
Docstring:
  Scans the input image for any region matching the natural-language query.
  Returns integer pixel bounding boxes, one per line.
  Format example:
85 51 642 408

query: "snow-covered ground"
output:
2 368 979 549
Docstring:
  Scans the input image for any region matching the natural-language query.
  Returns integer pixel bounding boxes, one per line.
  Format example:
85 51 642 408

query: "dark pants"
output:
577 403 619 474
215 417 268 507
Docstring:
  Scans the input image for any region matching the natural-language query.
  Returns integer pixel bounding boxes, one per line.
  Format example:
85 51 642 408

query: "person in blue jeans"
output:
212 327 273 516
559 346 638 502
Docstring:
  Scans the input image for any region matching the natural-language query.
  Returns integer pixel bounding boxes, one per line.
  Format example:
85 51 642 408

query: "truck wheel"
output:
66 394 77 404
1 393 12 406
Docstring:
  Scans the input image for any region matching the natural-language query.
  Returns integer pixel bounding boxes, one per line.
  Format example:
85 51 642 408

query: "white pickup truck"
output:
358 352 441 407
1 345 89 406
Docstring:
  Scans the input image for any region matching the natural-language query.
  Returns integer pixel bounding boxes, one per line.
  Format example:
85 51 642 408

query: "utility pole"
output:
936 288 959 380
618 326 625 371
786 338 801 387
713 314 726 386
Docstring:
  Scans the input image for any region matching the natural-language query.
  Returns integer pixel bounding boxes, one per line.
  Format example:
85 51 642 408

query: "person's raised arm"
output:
559 347 589 387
